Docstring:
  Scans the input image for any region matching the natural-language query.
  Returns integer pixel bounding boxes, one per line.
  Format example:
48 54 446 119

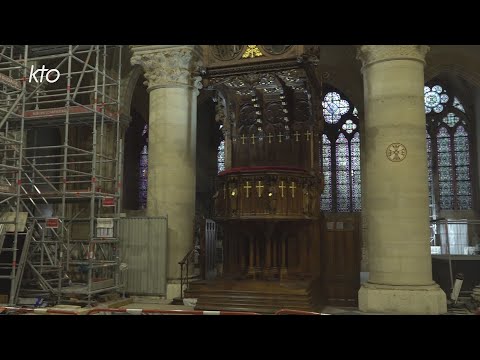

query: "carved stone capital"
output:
130 45 203 93
356 45 430 68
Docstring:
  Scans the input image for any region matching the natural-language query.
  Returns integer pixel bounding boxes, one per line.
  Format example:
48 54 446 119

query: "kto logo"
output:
29 65 60 84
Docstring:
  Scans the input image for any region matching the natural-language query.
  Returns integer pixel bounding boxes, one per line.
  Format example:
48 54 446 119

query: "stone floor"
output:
5 295 476 315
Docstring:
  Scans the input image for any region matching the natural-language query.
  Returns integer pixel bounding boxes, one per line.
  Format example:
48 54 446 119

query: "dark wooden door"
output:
322 213 361 307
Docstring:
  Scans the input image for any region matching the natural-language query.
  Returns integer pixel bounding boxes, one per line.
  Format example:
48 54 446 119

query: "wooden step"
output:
184 280 316 314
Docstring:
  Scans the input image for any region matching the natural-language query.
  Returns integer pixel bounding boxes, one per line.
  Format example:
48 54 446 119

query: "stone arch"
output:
120 64 145 116
425 63 480 88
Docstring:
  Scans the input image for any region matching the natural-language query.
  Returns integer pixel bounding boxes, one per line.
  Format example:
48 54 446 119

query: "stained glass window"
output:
139 123 148 209
342 119 357 134
320 86 360 212
320 134 332 211
217 140 225 173
442 113 459 127
453 97 465 113
426 131 433 206
453 126 472 209
336 134 350 212
426 83 472 211
322 92 350 124
424 85 448 114
437 127 454 210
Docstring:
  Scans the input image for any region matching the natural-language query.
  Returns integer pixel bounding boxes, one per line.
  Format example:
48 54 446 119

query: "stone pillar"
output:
131 45 203 299
357 45 447 314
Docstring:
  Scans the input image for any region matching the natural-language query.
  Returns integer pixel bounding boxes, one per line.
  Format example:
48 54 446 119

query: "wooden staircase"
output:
184 280 320 314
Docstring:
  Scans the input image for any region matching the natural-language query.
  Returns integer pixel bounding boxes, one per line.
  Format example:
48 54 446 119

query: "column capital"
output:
130 45 204 93
356 45 430 68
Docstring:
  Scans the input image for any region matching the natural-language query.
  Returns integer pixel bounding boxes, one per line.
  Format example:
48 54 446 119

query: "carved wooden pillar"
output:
224 234 230 276
280 236 288 280
265 235 272 277
255 237 261 277
240 238 246 275
248 236 255 279
272 238 278 277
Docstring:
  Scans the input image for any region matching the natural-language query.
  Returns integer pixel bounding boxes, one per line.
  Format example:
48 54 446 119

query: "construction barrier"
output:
0 306 78 315
86 308 261 315
1 306 330 315
274 309 324 315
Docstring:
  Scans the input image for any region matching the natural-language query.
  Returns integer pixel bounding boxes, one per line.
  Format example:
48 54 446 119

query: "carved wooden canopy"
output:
204 45 323 171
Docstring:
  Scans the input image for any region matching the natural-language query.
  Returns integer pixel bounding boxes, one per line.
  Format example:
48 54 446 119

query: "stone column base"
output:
358 282 447 314
166 282 182 300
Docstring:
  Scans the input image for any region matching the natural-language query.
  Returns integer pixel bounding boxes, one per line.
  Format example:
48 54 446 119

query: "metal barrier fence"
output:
430 219 480 255
118 217 168 296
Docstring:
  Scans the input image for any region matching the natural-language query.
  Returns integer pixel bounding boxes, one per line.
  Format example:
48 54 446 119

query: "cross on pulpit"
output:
256 181 264 197
277 133 283 143
244 181 252 198
294 131 300 142
305 130 311 141
279 181 286 198
241 134 247 144
251 133 256 145
267 133 273 144
289 182 296 198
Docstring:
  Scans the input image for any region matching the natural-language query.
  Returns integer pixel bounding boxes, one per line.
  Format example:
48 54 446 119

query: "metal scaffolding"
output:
0 45 124 306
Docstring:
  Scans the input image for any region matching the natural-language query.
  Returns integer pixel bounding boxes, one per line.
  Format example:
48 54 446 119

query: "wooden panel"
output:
322 214 361 307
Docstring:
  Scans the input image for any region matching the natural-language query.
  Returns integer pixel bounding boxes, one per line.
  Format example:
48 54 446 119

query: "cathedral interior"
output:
0 45 480 315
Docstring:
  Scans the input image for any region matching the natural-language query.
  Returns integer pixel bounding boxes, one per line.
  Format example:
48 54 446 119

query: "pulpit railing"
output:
179 247 198 299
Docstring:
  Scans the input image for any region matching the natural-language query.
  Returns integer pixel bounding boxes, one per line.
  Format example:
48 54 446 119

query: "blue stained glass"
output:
351 133 361 211
440 196 454 210
455 166 469 181
427 131 433 197
425 84 447 113
217 140 225 173
457 196 472 210
443 113 459 127
453 126 472 209
453 97 465 112
425 92 441 107
139 144 148 209
342 119 357 134
322 92 350 124
437 126 454 210
456 181 471 195
321 134 333 211
336 134 350 212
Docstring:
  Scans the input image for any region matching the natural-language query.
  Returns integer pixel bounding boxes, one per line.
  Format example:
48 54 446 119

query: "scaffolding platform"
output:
0 45 125 306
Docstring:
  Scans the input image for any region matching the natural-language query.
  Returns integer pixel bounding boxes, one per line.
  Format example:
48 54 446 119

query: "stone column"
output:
131 45 203 299
357 45 447 314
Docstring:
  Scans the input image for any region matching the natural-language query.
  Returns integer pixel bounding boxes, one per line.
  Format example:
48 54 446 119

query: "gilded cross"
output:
289 182 296 198
241 134 247 144
277 133 283 143
251 133 256 145
294 131 300 142
279 181 286 198
267 133 273 144
244 181 252 198
256 181 264 197
305 130 311 141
